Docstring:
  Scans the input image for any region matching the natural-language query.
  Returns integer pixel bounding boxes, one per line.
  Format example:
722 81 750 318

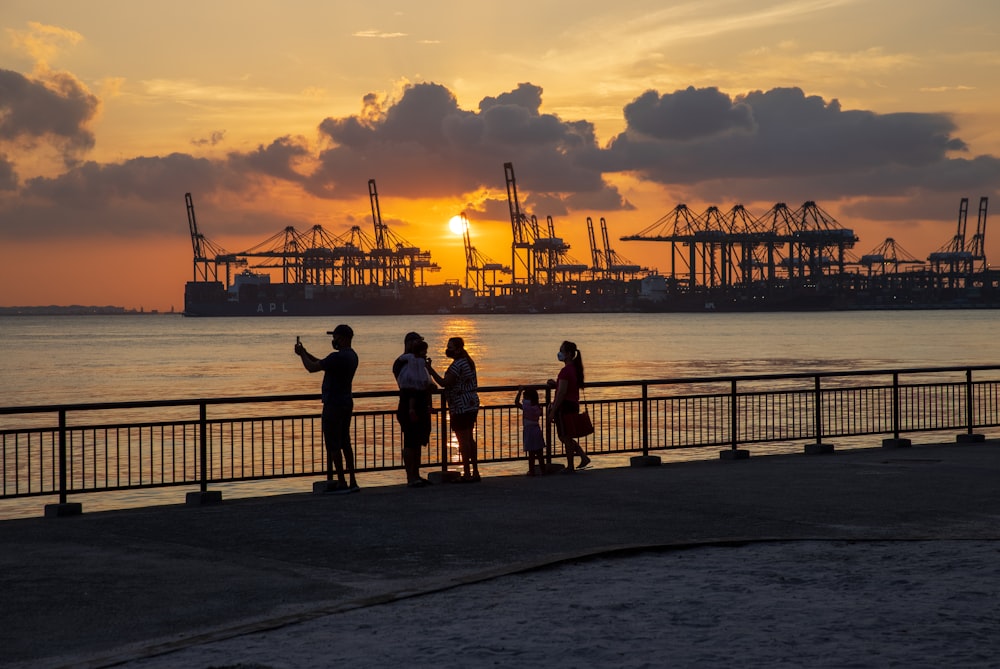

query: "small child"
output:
515 387 546 476
396 340 431 391
397 340 432 418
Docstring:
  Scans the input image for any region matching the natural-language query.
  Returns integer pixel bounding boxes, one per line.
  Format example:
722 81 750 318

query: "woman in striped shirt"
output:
429 336 481 482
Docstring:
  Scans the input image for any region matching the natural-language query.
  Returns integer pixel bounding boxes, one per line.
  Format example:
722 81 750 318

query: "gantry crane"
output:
367 179 439 287
184 192 244 284
599 218 643 281
459 212 510 294
586 217 604 277
504 162 537 288
587 217 642 281
621 201 857 290
968 197 989 272
929 197 975 285
859 238 924 275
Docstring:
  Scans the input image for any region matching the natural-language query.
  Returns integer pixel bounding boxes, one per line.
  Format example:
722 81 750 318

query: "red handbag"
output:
563 409 594 438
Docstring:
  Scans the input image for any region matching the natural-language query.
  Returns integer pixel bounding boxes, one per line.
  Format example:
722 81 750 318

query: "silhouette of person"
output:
393 332 433 487
429 336 481 482
548 340 591 472
515 387 546 476
295 324 359 492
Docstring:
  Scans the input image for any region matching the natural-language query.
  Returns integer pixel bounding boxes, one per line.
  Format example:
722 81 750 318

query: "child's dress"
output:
522 400 545 452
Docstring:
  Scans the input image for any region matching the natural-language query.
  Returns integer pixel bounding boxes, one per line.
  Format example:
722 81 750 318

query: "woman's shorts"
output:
450 410 479 431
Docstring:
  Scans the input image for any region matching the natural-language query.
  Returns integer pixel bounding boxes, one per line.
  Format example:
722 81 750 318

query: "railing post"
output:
642 383 649 457
544 385 553 467
439 392 449 473
892 373 900 440
805 375 834 454
882 372 911 448
199 402 208 493
43 409 82 517
957 368 986 443
58 409 68 505
731 379 738 451
720 378 749 460
630 381 660 467
185 400 222 505
966 369 974 432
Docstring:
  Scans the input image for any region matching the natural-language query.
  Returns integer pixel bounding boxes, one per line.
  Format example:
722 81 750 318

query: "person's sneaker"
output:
333 486 355 494
578 457 592 470
407 479 428 488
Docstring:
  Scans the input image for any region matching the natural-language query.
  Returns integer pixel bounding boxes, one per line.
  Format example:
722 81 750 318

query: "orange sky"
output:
2 1 1000 310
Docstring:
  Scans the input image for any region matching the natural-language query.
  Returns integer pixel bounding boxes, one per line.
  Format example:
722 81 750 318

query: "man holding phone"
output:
295 324 359 493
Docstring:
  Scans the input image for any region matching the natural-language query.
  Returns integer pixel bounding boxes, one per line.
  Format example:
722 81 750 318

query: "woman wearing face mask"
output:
428 337 481 482
547 340 591 472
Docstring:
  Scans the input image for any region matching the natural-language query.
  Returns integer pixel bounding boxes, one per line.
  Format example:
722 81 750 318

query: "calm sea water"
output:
3 310 998 407
2 311 998 518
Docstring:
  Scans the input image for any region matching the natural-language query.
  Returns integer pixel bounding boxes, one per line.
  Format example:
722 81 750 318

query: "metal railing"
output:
3 366 999 506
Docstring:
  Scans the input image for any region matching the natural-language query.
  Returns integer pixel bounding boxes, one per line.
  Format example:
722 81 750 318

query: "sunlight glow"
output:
448 215 467 236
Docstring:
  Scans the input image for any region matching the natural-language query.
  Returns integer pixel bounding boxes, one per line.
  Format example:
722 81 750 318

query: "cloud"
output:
191 130 227 147
226 136 310 183
1 77 997 247
0 155 17 191
597 86 998 204
0 68 99 165
307 81 629 212
622 87 754 140
352 30 407 38
20 153 227 208
7 21 84 65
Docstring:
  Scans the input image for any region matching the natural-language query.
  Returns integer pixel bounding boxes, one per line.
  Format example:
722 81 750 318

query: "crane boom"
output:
955 197 970 252
586 217 603 274
368 179 387 250
969 197 989 269
185 192 204 260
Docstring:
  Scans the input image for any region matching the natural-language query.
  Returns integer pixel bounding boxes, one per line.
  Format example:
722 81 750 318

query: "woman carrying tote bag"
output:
547 340 593 472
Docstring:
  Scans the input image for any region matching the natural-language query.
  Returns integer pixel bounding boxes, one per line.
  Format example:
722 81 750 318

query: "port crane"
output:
859 238 924 275
368 179 439 288
504 162 537 289
586 217 643 281
929 196 990 287
459 212 510 295
929 197 975 286
184 193 245 284
621 201 857 290
968 197 989 272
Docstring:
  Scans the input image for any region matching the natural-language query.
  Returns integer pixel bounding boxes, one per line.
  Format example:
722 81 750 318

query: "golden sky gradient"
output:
2 0 999 311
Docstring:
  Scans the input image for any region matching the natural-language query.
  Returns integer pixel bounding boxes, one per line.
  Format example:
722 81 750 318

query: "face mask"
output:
557 351 566 361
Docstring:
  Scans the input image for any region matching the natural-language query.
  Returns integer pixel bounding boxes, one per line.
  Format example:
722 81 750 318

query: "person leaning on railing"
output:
428 336 481 483
393 331 434 488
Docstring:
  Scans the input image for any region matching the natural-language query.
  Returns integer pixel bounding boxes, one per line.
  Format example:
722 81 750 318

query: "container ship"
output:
184 164 998 316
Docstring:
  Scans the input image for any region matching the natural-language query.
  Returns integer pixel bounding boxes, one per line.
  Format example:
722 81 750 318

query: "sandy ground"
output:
121 539 1000 669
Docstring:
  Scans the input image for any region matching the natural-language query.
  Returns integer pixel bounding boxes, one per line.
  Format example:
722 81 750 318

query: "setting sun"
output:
448 215 467 236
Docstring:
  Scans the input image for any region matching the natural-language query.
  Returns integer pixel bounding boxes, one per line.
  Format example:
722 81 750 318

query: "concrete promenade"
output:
2 440 1000 668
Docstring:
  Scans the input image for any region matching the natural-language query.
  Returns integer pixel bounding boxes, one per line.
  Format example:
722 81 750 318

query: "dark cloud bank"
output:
1 68 998 241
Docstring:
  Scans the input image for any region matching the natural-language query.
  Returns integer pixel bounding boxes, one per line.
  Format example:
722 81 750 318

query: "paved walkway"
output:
2 440 1000 668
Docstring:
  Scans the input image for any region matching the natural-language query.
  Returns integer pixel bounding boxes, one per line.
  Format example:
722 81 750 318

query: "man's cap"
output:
404 331 423 343
327 324 354 337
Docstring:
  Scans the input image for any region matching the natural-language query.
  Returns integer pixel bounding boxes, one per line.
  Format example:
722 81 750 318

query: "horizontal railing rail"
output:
3 366 999 510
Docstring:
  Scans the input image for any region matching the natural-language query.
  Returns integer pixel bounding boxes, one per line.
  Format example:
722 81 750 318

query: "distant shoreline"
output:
0 306 178 316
